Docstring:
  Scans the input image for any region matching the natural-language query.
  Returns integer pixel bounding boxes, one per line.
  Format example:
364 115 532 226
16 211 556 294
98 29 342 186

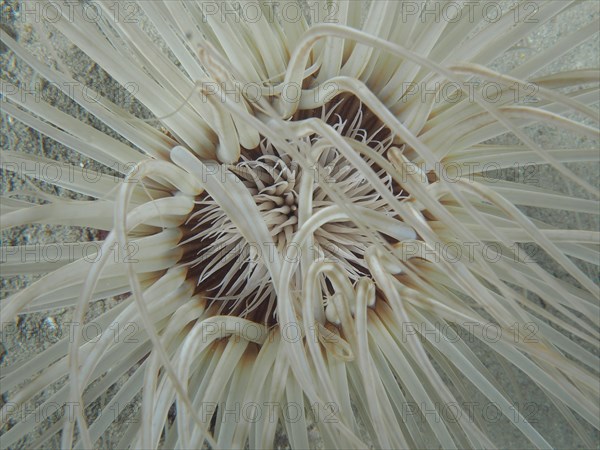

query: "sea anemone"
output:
1 0 599 448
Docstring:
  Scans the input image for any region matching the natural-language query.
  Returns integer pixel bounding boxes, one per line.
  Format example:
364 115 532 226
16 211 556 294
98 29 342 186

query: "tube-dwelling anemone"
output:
1 1 599 449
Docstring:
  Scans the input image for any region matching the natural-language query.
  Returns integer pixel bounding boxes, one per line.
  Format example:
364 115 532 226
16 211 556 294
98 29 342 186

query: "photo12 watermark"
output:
2 0 342 25
2 319 141 345
1 80 139 106
396 1 539 24
1 241 140 267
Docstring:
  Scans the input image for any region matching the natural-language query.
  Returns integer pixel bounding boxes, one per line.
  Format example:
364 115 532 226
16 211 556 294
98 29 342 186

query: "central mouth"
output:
178 97 407 326
233 152 301 251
